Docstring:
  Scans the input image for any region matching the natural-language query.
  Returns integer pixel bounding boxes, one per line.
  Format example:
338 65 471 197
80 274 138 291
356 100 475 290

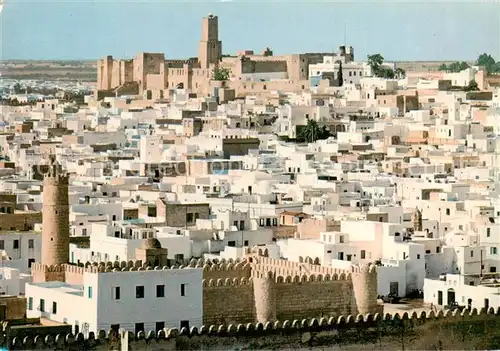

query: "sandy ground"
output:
380 299 444 315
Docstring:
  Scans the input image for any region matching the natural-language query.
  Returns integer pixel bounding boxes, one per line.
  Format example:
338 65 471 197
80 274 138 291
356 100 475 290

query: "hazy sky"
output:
0 0 499 61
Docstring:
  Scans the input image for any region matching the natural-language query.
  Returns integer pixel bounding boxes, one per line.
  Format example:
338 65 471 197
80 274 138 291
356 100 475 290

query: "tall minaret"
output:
198 14 222 69
41 157 70 266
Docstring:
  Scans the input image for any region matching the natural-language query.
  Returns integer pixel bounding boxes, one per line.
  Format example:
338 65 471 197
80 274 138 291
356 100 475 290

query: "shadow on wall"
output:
5 308 500 350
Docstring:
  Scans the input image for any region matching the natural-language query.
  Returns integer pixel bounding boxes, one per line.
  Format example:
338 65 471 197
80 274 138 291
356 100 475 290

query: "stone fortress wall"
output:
5 309 500 350
202 248 381 325
32 248 380 327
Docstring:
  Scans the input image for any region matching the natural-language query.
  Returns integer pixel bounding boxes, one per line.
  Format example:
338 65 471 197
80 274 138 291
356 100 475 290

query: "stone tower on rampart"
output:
253 271 277 324
350 264 379 315
41 161 70 266
198 14 222 69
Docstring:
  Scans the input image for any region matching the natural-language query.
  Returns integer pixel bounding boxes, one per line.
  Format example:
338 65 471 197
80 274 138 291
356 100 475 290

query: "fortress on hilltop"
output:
96 14 354 100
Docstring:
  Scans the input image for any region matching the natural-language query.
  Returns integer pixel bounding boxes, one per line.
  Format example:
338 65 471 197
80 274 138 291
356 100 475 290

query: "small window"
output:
471 250 474 258
40 299 45 312
28 297 33 310
13 240 19 249
156 285 165 298
113 287 120 300
28 239 34 249
228 241 236 247
417 254 421 259
52 302 57 314
0 240 4 250
487 228 491 237
491 247 497 255
244 240 249 246
339 236 344 243
88 286 93 299
446 209 450 216
360 250 366 259
180 284 186 297
136 286 145 299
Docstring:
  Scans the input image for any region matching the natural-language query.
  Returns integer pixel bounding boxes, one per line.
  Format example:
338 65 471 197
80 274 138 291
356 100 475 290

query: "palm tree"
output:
395 68 406 79
298 119 331 143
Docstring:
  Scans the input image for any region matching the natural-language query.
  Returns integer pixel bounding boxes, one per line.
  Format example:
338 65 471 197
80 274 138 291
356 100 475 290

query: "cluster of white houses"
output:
1 27 500 333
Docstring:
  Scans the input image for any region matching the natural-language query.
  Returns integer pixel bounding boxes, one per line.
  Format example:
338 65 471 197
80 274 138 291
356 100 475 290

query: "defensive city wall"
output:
32 252 380 327
202 253 380 325
4 309 500 350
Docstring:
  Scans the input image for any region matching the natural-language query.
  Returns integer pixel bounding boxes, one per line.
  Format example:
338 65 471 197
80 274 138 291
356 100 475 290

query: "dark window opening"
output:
157 285 165 298
136 286 144 299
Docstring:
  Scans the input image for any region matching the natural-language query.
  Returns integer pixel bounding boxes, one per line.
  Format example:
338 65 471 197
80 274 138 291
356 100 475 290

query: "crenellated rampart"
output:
32 258 206 284
5 309 500 350
32 254 379 329
251 256 351 278
202 260 252 281
196 253 381 325
202 277 255 325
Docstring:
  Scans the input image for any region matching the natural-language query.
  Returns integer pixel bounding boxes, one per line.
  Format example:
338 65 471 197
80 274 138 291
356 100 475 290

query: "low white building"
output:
309 56 370 86
0 267 32 295
26 267 203 335
0 232 41 273
424 273 500 311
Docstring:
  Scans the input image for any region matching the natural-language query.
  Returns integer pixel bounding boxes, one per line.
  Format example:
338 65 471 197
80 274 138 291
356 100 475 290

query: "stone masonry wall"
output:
202 278 255 325
0 296 26 320
275 277 356 321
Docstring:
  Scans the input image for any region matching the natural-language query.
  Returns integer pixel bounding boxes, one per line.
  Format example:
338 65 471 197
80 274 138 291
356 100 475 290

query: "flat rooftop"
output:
30 281 83 296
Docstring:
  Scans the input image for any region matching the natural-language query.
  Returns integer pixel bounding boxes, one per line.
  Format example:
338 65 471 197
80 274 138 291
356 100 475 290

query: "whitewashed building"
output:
26 267 203 335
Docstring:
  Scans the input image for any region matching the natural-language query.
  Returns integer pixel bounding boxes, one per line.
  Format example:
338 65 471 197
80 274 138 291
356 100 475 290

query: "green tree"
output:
367 54 384 74
395 68 406 79
13 83 22 94
380 67 395 79
298 119 331 143
212 67 231 82
442 61 470 73
477 53 496 73
367 53 399 79
464 79 479 92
